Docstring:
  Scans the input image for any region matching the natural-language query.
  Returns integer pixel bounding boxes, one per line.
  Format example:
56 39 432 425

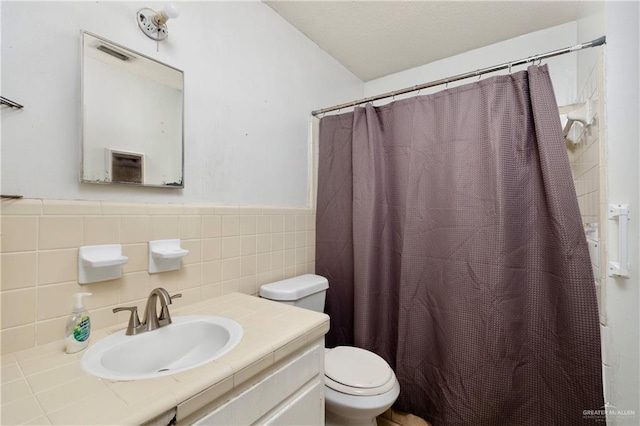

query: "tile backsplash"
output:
0 199 316 354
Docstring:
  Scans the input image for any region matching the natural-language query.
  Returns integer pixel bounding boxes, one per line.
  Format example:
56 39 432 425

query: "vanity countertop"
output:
1 293 329 425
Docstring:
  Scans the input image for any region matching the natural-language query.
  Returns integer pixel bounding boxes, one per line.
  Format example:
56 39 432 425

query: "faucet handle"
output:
158 293 182 326
113 306 141 336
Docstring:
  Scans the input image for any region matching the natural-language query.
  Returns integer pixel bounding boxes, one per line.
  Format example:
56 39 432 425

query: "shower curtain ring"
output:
508 63 512 74
476 70 481 81
445 79 449 89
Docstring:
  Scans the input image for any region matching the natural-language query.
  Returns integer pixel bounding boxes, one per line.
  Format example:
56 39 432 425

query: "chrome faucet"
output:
113 287 182 336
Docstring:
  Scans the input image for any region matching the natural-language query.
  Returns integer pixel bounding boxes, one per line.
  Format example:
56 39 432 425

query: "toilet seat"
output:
324 346 396 396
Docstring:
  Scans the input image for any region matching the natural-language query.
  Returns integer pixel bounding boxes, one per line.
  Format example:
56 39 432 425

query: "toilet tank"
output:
259 274 329 312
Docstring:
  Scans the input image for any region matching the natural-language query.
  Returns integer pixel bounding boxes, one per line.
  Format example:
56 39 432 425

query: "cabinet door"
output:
262 379 324 425
189 342 323 425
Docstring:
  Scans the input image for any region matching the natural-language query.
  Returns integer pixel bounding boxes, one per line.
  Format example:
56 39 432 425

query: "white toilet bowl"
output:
259 275 400 426
324 384 400 426
324 346 400 426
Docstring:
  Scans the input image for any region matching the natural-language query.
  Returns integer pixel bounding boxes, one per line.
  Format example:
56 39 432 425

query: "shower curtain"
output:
316 65 604 425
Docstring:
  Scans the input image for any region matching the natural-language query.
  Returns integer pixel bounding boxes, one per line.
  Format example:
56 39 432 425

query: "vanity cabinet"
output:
177 339 324 425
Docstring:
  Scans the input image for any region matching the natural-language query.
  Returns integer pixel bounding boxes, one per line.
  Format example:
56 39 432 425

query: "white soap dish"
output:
79 244 128 284
149 239 189 273
152 247 189 260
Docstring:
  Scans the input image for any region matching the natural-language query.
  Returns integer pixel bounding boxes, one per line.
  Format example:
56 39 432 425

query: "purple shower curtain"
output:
316 65 604 425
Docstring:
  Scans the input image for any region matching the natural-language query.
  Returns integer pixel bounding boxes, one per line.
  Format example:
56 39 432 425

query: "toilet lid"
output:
324 346 396 396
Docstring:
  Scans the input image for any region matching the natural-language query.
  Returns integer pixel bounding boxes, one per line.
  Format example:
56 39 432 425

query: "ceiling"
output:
265 1 581 82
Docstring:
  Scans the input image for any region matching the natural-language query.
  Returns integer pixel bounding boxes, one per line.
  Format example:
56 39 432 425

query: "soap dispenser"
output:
65 293 92 354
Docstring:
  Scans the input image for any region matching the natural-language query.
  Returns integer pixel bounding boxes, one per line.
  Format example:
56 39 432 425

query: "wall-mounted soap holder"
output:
149 239 189 274
79 244 128 284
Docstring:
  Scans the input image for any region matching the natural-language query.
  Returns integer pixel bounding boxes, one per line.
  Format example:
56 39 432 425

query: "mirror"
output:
81 32 184 188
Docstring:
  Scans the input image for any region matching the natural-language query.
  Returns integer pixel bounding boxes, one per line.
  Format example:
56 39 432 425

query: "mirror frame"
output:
80 30 185 189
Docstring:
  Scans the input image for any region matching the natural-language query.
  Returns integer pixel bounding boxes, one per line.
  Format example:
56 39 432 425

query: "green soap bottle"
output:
64 293 92 354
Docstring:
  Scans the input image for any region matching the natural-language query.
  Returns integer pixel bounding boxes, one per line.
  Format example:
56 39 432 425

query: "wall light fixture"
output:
137 3 180 41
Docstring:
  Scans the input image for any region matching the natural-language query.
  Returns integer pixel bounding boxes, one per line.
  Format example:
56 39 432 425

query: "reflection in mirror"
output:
81 31 184 188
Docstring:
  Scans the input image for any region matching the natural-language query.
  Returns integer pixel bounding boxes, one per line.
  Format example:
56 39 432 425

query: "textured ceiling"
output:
265 1 580 81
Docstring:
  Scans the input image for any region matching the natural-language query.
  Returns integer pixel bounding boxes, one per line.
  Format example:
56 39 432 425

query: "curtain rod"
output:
312 35 606 117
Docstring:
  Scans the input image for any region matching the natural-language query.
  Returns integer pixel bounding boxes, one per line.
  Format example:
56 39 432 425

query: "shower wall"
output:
566 52 607 322
566 48 613 415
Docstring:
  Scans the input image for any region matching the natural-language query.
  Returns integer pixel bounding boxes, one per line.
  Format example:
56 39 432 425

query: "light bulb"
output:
162 3 180 20
154 3 179 26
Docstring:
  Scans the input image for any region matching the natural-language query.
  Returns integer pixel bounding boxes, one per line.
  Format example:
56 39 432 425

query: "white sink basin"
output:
82 315 243 380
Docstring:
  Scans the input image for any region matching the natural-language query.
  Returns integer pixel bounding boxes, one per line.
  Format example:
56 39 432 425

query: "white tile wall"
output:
567 52 608 331
0 199 316 354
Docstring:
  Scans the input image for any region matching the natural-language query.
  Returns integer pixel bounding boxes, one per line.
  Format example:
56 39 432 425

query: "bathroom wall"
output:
575 2 640 422
565 58 610 418
600 2 640 422
574 0 610 412
565 57 605 285
569 0 605 281
0 1 349 354
1 198 316 354
0 1 362 206
363 22 578 107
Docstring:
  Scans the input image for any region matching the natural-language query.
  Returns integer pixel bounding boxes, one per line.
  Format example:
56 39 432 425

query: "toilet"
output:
260 274 400 426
